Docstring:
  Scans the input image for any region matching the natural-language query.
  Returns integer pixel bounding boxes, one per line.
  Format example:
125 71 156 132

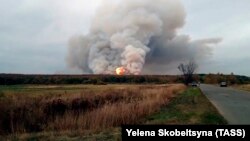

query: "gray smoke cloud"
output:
67 0 221 74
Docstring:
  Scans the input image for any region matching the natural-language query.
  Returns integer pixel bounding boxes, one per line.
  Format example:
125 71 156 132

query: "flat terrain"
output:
146 87 226 125
200 84 250 124
0 84 226 141
233 84 250 92
0 84 185 140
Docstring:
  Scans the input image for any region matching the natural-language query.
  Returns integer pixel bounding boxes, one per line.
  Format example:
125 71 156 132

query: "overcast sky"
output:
0 0 249 76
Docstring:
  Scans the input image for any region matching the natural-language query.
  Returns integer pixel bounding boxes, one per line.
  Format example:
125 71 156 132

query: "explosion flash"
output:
67 0 221 75
116 67 126 75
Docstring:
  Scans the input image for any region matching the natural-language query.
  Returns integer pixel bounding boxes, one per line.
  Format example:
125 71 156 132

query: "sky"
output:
0 0 249 76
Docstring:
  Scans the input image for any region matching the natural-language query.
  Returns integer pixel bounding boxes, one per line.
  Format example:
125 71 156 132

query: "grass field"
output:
233 84 250 92
0 84 185 140
146 87 227 125
0 84 226 141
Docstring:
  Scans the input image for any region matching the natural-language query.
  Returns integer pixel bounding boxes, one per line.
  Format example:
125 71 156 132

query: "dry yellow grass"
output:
234 84 250 92
0 84 186 136
47 84 186 132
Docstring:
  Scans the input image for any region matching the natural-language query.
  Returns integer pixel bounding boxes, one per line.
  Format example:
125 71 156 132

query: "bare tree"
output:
178 61 198 85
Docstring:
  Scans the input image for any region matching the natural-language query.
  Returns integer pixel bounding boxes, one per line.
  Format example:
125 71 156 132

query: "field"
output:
0 84 226 141
233 84 250 92
146 88 227 125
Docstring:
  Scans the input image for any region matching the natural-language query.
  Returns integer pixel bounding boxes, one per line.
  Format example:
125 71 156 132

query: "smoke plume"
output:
67 0 221 74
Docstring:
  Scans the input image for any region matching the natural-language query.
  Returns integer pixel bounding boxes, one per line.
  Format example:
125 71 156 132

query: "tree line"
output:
177 61 250 85
0 74 179 85
0 73 249 85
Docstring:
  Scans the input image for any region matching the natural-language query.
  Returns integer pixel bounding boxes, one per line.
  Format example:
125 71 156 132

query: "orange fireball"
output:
116 67 126 75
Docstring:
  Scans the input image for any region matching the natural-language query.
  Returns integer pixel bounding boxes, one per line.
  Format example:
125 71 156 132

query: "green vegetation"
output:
199 73 250 85
0 73 249 86
146 87 227 124
0 74 179 85
0 91 5 98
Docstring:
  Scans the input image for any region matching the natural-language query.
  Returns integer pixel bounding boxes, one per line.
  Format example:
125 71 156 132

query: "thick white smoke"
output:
67 0 221 74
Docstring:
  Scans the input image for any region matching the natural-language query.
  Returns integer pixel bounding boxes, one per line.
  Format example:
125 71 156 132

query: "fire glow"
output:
116 67 126 75
67 0 221 75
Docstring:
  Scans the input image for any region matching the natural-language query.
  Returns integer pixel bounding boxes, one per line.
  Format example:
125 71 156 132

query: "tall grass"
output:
234 84 250 92
0 84 186 135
